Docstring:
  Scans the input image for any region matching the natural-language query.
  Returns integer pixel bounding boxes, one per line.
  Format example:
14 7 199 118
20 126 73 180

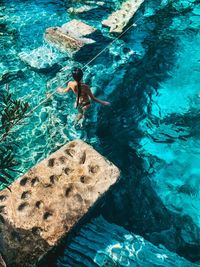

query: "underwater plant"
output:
0 84 29 188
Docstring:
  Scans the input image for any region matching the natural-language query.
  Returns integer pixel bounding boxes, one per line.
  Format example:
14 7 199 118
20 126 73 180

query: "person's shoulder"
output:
68 81 75 86
68 81 77 89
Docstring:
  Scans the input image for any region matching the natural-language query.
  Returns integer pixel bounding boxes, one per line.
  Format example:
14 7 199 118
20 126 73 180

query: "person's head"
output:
72 67 83 83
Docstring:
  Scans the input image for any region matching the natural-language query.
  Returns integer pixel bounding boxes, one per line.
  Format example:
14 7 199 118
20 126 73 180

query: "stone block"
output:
67 1 105 14
0 140 119 267
45 20 96 53
57 216 197 267
102 0 144 34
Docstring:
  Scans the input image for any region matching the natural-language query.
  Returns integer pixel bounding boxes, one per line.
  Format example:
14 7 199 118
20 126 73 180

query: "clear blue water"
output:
0 0 200 265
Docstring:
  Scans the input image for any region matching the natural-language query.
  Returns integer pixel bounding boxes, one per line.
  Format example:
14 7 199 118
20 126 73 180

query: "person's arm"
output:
57 82 72 93
87 87 110 106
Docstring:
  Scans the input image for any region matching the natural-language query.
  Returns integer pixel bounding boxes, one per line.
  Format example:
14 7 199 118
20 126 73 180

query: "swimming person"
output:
57 67 110 123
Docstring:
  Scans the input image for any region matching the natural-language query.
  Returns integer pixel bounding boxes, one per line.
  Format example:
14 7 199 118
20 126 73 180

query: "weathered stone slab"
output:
50 216 196 267
62 19 96 38
0 140 119 267
67 1 105 14
18 47 63 71
45 20 96 53
102 0 144 33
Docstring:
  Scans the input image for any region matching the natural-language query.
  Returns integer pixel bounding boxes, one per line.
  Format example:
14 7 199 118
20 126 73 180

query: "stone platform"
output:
102 0 144 34
0 140 119 267
45 19 96 53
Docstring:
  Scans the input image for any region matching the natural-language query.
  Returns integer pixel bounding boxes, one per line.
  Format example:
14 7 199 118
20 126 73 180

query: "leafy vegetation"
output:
0 84 29 188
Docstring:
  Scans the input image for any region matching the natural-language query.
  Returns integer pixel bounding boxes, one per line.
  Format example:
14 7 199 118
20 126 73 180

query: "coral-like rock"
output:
102 0 144 33
0 140 119 267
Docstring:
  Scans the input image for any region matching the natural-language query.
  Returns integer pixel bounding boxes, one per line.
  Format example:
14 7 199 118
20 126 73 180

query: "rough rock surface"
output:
45 19 96 52
0 140 119 267
102 0 144 33
18 47 63 71
53 217 197 267
67 1 105 14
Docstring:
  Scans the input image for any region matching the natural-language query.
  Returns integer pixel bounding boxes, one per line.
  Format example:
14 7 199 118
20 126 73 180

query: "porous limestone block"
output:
0 140 120 267
45 20 96 52
102 0 144 34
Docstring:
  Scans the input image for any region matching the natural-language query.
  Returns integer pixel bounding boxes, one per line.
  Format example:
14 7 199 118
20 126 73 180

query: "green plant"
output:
0 84 29 188
0 85 29 141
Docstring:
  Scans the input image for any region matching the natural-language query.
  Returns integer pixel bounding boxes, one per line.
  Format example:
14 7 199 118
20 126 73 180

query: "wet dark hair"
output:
72 67 83 108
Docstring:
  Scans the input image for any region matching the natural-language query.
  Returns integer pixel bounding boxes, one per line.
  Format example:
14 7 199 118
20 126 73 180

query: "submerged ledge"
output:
0 140 120 267
57 216 197 267
102 0 144 33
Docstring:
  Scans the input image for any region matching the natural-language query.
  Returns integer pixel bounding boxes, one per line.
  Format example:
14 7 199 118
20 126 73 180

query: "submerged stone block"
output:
18 47 64 72
67 1 105 14
44 216 196 267
45 19 96 53
0 140 119 267
102 0 144 33
68 5 98 14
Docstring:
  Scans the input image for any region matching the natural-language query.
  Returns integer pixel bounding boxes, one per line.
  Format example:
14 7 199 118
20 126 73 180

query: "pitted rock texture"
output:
102 0 144 33
45 19 96 52
0 140 119 267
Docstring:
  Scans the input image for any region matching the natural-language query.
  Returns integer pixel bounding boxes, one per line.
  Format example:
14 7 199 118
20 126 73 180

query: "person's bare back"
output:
57 68 110 125
68 81 91 107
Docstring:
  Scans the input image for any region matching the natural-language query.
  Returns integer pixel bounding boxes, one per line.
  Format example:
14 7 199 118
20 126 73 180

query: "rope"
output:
3 15 143 132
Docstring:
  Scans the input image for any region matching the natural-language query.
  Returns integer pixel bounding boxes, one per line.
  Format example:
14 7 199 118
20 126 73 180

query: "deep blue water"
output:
0 0 200 266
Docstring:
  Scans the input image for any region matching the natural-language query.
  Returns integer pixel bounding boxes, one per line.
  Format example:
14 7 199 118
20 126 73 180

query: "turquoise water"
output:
0 0 200 265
